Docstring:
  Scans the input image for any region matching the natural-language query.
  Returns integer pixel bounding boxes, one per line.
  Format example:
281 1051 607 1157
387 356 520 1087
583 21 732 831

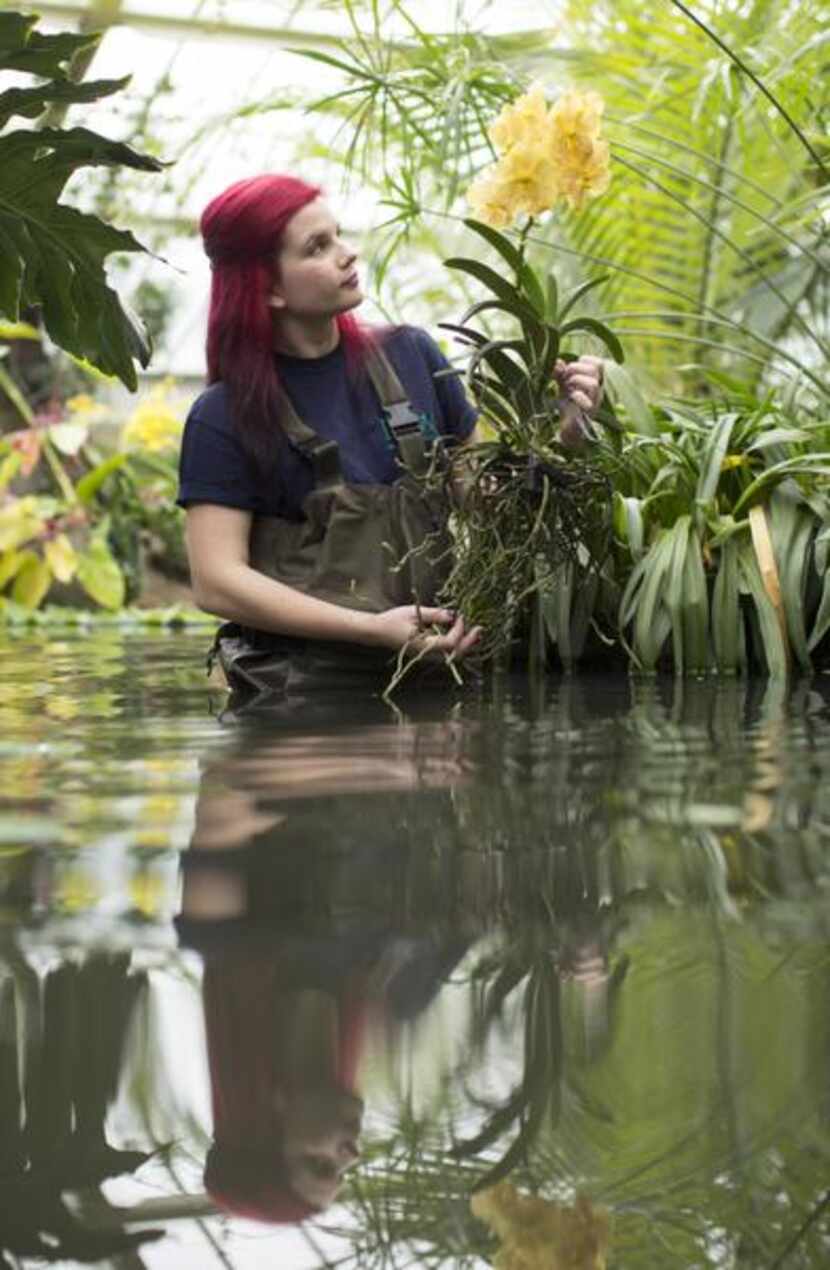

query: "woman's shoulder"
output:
185 380 233 430
376 323 450 368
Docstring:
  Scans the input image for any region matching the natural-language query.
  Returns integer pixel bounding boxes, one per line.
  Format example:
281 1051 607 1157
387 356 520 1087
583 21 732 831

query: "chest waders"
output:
211 344 453 702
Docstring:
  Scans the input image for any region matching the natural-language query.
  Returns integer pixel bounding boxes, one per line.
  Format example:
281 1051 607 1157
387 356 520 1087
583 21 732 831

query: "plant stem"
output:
667 0 829 181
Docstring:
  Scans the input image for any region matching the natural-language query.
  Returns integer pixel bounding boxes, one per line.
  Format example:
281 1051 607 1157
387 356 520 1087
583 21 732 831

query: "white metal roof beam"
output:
27 2 385 52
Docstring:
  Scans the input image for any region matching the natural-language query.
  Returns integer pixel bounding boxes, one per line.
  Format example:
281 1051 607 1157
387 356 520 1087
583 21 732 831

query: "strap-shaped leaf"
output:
629 530 675 669
545 271 558 322
681 524 710 673
695 411 738 505
613 493 645 560
557 274 609 323
738 535 788 675
665 515 692 672
808 560 830 652
712 535 741 672
444 256 543 329
769 489 813 671
559 316 625 363
463 217 547 317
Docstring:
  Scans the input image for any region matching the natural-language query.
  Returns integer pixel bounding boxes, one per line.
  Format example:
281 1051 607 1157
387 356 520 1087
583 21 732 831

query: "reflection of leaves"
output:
0 951 160 1265
0 1184 163 1264
454 962 564 1193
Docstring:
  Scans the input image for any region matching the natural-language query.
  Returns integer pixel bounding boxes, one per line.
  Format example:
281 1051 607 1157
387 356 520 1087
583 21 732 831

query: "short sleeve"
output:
177 388 266 512
413 327 478 442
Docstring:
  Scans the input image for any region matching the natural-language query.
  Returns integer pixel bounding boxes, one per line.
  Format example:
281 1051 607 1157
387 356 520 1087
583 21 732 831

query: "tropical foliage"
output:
0 373 188 613
438 211 622 666
2 0 828 675
613 396 830 674
299 0 829 400
0 11 162 390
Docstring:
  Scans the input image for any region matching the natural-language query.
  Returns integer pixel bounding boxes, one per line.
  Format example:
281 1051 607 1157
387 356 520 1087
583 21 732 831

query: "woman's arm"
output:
185 503 481 656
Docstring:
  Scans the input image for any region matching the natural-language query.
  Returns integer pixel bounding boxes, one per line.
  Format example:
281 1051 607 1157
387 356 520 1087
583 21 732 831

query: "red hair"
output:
200 174 375 470
202 953 367 1225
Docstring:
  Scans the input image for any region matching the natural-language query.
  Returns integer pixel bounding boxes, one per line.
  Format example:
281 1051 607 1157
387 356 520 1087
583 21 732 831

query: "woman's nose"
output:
337 1137 360 1169
338 241 357 267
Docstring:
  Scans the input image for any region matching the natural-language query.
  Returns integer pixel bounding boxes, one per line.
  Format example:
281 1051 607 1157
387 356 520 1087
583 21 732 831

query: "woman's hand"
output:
554 356 605 449
555 356 605 414
370 606 482 658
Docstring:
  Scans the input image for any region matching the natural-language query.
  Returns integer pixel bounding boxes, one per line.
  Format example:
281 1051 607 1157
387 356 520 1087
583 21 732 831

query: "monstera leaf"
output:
0 12 164 390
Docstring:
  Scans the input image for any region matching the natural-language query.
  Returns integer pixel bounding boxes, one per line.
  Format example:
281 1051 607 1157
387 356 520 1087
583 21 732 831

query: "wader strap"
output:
275 392 342 493
365 345 433 476
276 342 434 488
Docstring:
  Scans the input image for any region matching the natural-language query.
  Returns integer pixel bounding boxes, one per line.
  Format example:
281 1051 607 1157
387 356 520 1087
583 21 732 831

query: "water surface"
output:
1 629 829 1269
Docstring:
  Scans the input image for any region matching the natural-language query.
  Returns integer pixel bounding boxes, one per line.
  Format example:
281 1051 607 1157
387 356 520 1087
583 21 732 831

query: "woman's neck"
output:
272 314 340 360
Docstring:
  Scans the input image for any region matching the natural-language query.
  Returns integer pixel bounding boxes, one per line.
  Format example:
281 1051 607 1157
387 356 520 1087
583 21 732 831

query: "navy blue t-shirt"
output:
177 326 477 521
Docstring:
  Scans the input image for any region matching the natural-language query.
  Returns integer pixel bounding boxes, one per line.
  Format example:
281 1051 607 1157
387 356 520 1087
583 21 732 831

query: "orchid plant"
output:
437 86 623 666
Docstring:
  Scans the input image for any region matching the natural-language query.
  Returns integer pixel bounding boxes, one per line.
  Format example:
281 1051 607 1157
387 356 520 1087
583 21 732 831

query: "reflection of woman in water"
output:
179 722 473 1222
201 946 367 1221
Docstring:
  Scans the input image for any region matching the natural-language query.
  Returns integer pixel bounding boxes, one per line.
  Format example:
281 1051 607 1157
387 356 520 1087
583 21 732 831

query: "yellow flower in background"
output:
468 85 610 225
122 380 184 453
66 393 108 421
472 1183 610 1270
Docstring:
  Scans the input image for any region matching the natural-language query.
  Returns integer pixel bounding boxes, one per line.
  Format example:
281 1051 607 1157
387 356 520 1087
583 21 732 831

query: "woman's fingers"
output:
374 606 482 658
418 613 482 659
554 356 605 414
414 606 455 628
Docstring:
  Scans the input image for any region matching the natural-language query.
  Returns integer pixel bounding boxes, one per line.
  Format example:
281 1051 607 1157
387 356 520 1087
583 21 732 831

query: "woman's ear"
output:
267 285 286 310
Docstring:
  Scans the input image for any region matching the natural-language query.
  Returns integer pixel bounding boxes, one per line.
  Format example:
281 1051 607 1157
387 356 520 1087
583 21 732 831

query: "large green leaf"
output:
76 533 126 611
0 14 98 76
0 11 163 390
0 75 130 129
0 127 163 388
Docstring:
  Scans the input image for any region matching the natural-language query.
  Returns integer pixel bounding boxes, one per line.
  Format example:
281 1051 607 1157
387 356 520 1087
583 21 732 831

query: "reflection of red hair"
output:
199 174 375 469
202 955 365 1225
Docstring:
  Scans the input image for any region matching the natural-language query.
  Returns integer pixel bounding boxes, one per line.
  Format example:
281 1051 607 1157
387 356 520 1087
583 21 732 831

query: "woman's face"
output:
280 1086 364 1209
269 198 363 322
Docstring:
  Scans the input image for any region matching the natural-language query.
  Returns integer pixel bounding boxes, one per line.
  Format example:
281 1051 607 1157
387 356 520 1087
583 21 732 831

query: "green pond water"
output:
1 628 829 1269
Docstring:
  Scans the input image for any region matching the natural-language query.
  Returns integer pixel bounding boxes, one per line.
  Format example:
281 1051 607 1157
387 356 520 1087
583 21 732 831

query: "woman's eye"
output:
304 1155 337 1180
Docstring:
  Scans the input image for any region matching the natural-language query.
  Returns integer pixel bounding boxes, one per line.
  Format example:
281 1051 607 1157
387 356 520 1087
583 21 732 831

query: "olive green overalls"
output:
211 344 453 702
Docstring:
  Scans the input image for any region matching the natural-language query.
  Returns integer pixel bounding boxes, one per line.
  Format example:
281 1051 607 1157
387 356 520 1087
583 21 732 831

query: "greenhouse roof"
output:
24 0 557 378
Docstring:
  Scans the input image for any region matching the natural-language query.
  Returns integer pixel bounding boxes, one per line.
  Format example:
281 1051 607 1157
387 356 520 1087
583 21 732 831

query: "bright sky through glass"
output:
33 1 561 376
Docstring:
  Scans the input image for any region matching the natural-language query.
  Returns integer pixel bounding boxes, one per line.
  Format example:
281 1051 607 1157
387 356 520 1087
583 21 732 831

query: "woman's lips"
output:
342 271 360 288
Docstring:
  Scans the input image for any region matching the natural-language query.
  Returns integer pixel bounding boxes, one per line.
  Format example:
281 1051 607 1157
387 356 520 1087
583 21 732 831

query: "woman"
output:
178 174 603 697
